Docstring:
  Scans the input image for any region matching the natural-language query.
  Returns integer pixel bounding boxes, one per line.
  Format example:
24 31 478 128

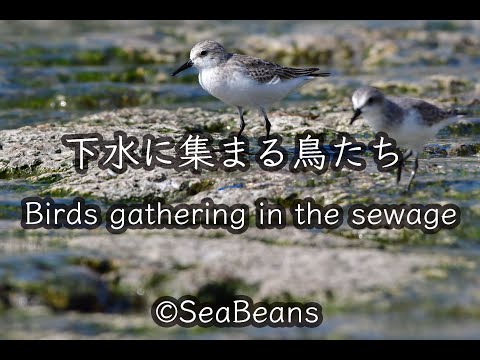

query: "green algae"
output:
195 278 258 304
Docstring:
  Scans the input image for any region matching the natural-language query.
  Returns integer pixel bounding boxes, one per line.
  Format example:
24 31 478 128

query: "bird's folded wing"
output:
233 54 324 84
392 97 450 126
411 101 450 126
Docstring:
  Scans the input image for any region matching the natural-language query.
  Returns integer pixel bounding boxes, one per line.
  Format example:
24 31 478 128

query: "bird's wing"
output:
392 97 451 126
231 54 329 84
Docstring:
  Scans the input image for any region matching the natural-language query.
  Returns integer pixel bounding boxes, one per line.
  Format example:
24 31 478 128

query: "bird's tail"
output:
310 72 331 77
449 107 469 117
309 70 331 77
284 67 330 78
439 107 470 128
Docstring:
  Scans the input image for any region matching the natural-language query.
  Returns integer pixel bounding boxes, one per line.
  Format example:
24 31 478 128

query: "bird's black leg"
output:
397 153 404 184
403 149 413 162
397 149 412 184
236 107 245 138
265 117 271 140
260 108 271 140
407 154 419 191
397 160 402 184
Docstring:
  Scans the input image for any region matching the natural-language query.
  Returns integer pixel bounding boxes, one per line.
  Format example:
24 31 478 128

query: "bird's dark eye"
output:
200 50 208 56
367 97 374 105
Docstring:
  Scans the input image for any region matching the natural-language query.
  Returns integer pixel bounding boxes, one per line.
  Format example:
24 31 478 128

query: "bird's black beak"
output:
172 59 193 76
350 108 362 125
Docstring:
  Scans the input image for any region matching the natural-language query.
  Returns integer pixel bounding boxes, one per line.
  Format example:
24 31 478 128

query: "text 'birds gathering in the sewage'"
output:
61 130 404 175
20 197 461 235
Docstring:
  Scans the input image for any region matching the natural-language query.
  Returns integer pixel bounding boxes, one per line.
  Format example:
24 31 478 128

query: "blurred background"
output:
1 20 479 129
0 20 479 339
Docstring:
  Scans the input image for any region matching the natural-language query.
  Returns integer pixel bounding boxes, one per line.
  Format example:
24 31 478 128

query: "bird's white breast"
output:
198 67 313 108
397 110 442 152
365 109 441 153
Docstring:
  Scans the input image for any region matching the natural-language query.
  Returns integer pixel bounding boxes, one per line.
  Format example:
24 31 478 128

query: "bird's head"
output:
172 40 227 76
350 86 385 125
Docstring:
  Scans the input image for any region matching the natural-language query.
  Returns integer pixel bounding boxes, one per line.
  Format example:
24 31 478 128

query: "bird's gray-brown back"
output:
220 53 328 84
388 96 452 126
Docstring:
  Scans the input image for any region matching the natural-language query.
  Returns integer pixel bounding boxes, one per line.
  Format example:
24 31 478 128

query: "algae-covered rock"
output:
1 20 480 339
0 252 139 313
447 143 480 157
41 266 109 312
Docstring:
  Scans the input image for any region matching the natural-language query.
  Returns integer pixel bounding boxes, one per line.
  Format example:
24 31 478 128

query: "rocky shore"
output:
1 102 479 338
1 20 480 339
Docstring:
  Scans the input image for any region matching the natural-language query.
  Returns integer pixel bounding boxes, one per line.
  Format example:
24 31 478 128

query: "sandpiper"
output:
172 40 330 139
350 86 459 190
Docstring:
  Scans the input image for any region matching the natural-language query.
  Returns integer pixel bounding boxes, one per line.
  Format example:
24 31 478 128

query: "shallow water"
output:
1 20 479 130
1 20 480 339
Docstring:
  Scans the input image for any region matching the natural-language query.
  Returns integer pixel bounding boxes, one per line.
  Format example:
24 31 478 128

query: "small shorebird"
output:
172 40 330 139
350 86 460 190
